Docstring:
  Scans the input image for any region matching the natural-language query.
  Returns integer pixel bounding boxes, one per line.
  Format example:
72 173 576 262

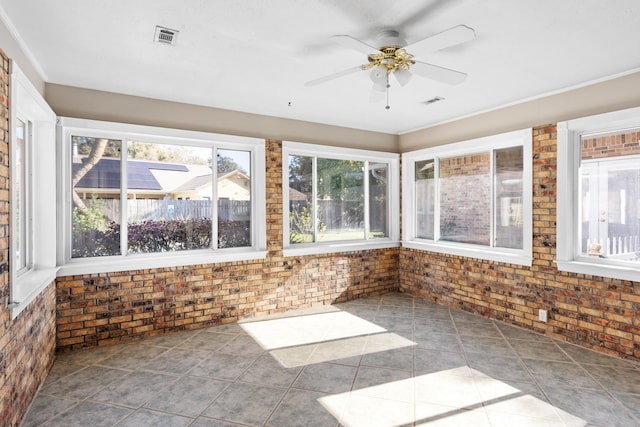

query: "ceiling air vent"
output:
423 96 445 105
154 26 178 45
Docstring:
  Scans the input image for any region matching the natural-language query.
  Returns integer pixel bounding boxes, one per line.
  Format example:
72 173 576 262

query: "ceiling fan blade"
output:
412 61 467 85
405 25 476 54
304 65 363 87
330 35 380 55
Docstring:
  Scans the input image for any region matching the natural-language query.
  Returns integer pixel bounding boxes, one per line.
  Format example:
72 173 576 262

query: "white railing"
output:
588 235 640 261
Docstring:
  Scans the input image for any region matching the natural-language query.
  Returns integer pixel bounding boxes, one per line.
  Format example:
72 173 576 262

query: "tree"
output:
217 154 246 175
127 142 208 165
72 138 109 210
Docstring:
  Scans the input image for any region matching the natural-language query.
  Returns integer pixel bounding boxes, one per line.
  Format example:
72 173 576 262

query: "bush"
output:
289 203 325 243
72 207 120 258
217 219 251 249
72 216 250 257
128 218 212 253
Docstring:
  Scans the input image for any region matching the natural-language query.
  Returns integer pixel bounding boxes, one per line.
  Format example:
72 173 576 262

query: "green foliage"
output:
73 136 121 158
217 154 246 175
72 204 120 258
72 216 250 257
72 204 110 234
289 203 325 243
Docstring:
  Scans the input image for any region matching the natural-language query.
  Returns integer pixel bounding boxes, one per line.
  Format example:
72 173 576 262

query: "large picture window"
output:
59 118 265 274
283 141 399 255
403 129 532 266
557 107 640 281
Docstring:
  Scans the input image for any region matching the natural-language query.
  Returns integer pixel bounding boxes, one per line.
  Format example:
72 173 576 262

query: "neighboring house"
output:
171 170 251 200
289 187 307 201
72 157 249 201
212 170 251 201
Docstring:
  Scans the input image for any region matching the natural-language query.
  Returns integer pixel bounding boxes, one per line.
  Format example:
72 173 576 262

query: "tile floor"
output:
22 292 640 427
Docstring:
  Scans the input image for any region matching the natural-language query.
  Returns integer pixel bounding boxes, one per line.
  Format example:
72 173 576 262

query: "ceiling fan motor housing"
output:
376 29 407 49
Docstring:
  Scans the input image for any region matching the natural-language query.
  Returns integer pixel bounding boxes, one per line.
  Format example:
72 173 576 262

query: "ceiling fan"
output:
305 25 476 108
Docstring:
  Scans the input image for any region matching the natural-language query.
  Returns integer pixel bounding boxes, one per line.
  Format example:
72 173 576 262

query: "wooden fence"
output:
86 199 250 222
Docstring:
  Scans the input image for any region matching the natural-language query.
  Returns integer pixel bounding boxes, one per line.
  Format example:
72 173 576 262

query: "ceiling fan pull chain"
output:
385 73 391 110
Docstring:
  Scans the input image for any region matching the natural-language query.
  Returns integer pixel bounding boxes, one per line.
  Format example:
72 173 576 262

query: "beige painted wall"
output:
0 16 44 93
399 70 640 152
45 84 399 152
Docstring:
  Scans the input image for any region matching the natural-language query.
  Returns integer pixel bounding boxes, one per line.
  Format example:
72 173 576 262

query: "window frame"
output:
402 129 533 266
57 117 266 276
8 62 58 319
282 141 400 256
12 115 32 275
557 106 640 281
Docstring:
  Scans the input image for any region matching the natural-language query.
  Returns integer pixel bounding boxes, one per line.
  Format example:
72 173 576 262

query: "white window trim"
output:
57 117 266 276
282 141 400 257
402 129 533 266
556 106 640 281
9 62 58 319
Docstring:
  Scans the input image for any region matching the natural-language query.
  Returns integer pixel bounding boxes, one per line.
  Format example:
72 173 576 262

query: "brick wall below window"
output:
56 249 399 351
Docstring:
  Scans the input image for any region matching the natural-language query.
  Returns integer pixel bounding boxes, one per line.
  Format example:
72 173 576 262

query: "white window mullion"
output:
312 156 318 242
24 120 34 270
490 149 496 248
120 140 129 256
212 147 219 250
434 158 441 241
364 160 370 240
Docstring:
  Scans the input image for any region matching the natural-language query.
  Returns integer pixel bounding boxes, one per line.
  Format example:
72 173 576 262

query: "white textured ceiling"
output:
2 0 640 134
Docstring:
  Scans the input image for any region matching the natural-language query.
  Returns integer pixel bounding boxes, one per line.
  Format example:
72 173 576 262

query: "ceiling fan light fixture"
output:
394 68 412 86
370 65 388 83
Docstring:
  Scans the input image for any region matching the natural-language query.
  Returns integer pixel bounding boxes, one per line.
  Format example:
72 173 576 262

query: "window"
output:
283 141 399 255
8 62 57 319
59 118 265 275
557 107 640 281
403 129 532 266
13 118 30 273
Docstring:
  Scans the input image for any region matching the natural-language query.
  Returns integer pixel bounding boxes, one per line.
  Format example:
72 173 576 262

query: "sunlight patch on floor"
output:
270 332 415 368
319 367 588 427
239 308 416 368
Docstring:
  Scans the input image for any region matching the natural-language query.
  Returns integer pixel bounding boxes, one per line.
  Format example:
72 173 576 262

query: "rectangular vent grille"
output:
423 96 445 105
154 26 178 45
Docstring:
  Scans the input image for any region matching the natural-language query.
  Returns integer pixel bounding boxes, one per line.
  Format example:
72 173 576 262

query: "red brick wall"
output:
582 128 640 160
0 50 57 427
56 140 400 351
400 125 640 361
439 153 491 244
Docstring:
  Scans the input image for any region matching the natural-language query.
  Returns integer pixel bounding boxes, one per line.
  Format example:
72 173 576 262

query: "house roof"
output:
74 158 253 193
289 188 307 201
73 158 188 190
172 174 211 192
172 170 250 193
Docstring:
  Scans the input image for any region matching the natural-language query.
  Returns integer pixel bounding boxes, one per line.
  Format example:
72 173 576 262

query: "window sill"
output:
10 268 58 319
283 240 400 257
402 240 533 267
57 249 267 277
555 259 640 282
